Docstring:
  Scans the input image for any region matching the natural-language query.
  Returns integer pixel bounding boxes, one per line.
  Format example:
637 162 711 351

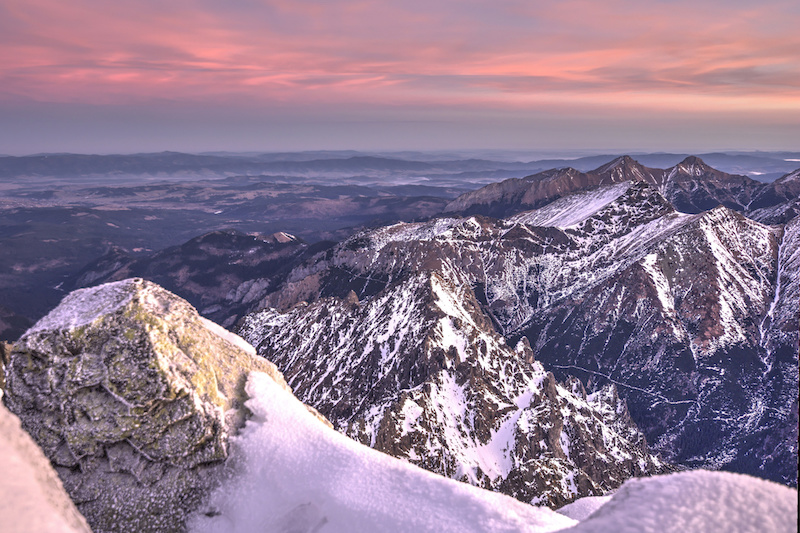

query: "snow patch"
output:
27 279 137 334
510 182 633 229
561 470 798 533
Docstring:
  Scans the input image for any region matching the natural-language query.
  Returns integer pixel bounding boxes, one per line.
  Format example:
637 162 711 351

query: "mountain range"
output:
0 153 797 531
445 155 799 224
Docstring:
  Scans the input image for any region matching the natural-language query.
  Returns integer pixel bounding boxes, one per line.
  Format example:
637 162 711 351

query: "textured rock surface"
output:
3 278 289 533
241 270 667 507
0 401 93 533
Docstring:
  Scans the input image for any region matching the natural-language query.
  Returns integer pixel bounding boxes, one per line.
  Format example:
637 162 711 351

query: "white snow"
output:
560 470 798 533
400 398 424 435
510 182 633 229
640 253 684 340
27 279 136 334
188 371 576 533
556 495 613 521
190 374 799 533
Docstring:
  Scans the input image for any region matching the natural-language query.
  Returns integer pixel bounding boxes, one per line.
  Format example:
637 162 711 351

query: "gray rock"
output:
3 278 291 533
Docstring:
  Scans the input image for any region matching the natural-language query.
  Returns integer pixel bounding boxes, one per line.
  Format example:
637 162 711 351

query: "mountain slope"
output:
240 270 666 506
444 155 788 222
243 180 797 486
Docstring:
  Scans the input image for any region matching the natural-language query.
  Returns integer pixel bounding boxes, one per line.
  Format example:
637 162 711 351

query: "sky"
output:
1 0 799 155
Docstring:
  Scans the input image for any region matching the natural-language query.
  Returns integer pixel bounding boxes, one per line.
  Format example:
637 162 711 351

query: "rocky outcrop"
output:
0 401 93 533
3 278 291 533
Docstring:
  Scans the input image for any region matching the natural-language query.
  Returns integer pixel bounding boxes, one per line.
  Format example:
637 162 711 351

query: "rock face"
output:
241 180 797 486
0 401 93 533
241 268 667 507
3 278 289 533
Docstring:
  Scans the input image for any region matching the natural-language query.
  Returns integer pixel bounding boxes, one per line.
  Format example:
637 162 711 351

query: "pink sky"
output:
1 0 798 153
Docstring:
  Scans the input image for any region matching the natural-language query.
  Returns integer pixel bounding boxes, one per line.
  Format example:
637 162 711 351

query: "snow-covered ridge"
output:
510 182 634 228
190 371 576 533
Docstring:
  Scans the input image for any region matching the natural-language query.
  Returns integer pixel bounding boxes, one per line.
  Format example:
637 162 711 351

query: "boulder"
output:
3 278 289 533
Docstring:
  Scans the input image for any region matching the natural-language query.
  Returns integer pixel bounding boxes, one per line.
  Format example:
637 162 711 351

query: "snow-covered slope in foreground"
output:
190 372 576 533
190 372 798 533
0 401 92 533
563 470 798 533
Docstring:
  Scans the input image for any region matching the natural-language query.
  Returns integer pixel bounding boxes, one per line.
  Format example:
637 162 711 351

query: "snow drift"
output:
189 371 575 533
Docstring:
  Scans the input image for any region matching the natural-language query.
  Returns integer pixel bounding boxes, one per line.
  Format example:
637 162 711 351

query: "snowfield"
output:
188 371 576 533
189 371 798 533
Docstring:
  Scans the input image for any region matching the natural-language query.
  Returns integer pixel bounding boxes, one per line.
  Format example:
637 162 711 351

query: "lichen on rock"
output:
3 278 289 533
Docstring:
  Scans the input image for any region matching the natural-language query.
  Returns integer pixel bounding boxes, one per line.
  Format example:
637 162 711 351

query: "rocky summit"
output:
3 278 293 533
240 268 668 507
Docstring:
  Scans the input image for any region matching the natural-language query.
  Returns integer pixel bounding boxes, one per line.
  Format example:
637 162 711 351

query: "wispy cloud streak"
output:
2 0 798 109
1 0 798 152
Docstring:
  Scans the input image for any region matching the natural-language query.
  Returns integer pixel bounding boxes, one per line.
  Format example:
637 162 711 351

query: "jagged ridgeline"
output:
238 175 798 488
240 271 667 507
2 279 300 533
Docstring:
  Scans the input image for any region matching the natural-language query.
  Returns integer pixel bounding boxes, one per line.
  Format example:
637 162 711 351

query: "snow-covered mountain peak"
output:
591 155 655 183
239 268 666 506
673 155 714 177
594 155 636 172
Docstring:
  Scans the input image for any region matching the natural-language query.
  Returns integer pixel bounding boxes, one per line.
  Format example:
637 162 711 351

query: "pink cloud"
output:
1 0 798 115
